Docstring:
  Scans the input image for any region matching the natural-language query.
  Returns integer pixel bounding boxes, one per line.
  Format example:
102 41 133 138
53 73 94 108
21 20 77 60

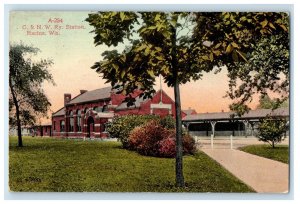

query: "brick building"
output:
33 123 52 136
51 87 187 138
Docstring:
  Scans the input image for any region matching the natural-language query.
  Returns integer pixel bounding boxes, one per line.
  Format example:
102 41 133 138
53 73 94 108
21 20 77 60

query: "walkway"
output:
201 148 289 193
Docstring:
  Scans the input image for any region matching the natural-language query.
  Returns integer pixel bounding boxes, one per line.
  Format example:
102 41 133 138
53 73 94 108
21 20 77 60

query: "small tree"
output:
257 115 287 148
9 43 55 147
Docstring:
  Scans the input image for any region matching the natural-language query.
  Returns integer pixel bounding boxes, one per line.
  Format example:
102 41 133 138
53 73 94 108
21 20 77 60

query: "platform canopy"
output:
183 107 289 123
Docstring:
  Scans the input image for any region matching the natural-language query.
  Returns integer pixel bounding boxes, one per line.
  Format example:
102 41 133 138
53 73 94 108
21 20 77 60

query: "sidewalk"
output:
201 148 289 193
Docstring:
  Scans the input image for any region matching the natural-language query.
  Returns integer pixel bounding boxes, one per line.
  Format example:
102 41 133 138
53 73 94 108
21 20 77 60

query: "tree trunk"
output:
272 140 275 148
16 105 23 147
170 24 184 187
9 78 23 147
173 80 184 187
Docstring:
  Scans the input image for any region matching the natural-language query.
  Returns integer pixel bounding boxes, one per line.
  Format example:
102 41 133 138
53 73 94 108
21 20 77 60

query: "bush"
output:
128 120 196 158
158 133 196 157
158 137 176 158
159 115 176 129
106 114 159 148
183 133 196 154
129 120 168 156
106 114 176 149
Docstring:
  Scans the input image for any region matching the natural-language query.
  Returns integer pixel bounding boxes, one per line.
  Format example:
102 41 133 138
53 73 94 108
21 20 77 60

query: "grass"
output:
9 136 254 192
239 144 289 164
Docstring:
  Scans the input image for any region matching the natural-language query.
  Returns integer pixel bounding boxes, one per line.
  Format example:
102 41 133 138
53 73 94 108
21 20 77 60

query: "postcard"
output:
8 10 290 194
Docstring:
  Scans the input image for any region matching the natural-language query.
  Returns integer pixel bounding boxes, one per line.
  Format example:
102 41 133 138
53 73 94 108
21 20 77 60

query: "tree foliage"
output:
256 94 289 110
192 12 289 115
87 12 206 100
9 43 55 147
257 115 287 148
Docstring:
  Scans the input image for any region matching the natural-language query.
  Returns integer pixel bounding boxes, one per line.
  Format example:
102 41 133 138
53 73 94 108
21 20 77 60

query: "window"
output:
69 111 74 132
102 105 108 112
53 121 56 130
102 123 108 132
93 106 103 112
60 120 65 132
77 109 81 132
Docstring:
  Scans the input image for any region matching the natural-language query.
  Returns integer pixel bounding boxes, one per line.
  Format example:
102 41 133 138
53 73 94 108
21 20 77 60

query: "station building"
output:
50 87 187 138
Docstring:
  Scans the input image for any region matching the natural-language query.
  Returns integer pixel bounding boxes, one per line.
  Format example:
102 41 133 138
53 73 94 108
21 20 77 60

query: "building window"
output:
53 121 56 131
102 105 108 112
93 106 103 112
69 111 74 132
60 120 65 132
102 123 108 132
77 109 81 132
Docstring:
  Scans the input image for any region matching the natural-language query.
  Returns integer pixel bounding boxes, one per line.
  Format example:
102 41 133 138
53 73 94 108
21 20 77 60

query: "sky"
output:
9 11 260 123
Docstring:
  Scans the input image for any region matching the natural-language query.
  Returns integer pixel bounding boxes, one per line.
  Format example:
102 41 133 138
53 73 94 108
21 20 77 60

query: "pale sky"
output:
9 11 259 123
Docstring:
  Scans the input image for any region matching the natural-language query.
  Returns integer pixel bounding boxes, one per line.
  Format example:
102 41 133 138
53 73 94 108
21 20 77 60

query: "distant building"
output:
50 87 187 138
182 108 197 116
9 126 33 136
32 123 52 136
10 124 52 137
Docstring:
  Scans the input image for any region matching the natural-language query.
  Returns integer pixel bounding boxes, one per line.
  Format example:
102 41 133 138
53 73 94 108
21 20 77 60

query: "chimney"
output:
64 93 71 105
80 90 87 94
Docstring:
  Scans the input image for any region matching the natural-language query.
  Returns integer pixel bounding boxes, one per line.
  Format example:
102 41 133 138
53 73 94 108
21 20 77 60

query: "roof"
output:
183 107 289 122
52 107 65 117
68 87 112 105
115 95 150 110
41 122 52 126
183 109 197 115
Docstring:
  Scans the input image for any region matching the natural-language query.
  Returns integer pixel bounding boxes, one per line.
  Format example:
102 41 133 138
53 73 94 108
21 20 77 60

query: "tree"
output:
9 43 55 147
86 12 289 187
86 12 201 187
192 12 289 115
256 94 289 110
257 115 287 148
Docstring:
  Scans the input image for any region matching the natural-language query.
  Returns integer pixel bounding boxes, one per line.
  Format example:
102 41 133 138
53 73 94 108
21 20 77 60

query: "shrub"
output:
128 120 196 157
158 133 196 157
106 114 176 149
129 120 167 156
183 133 196 154
106 114 159 148
158 137 176 158
159 115 176 129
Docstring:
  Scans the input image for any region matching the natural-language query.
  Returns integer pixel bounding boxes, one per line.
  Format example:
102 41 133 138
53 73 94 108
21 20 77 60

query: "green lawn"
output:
9 136 254 192
239 144 289 164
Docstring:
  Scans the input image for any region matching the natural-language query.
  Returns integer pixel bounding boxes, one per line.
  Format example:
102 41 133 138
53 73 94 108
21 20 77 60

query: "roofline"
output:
63 86 112 106
52 107 65 117
183 115 289 122
182 108 289 122
66 97 111 106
